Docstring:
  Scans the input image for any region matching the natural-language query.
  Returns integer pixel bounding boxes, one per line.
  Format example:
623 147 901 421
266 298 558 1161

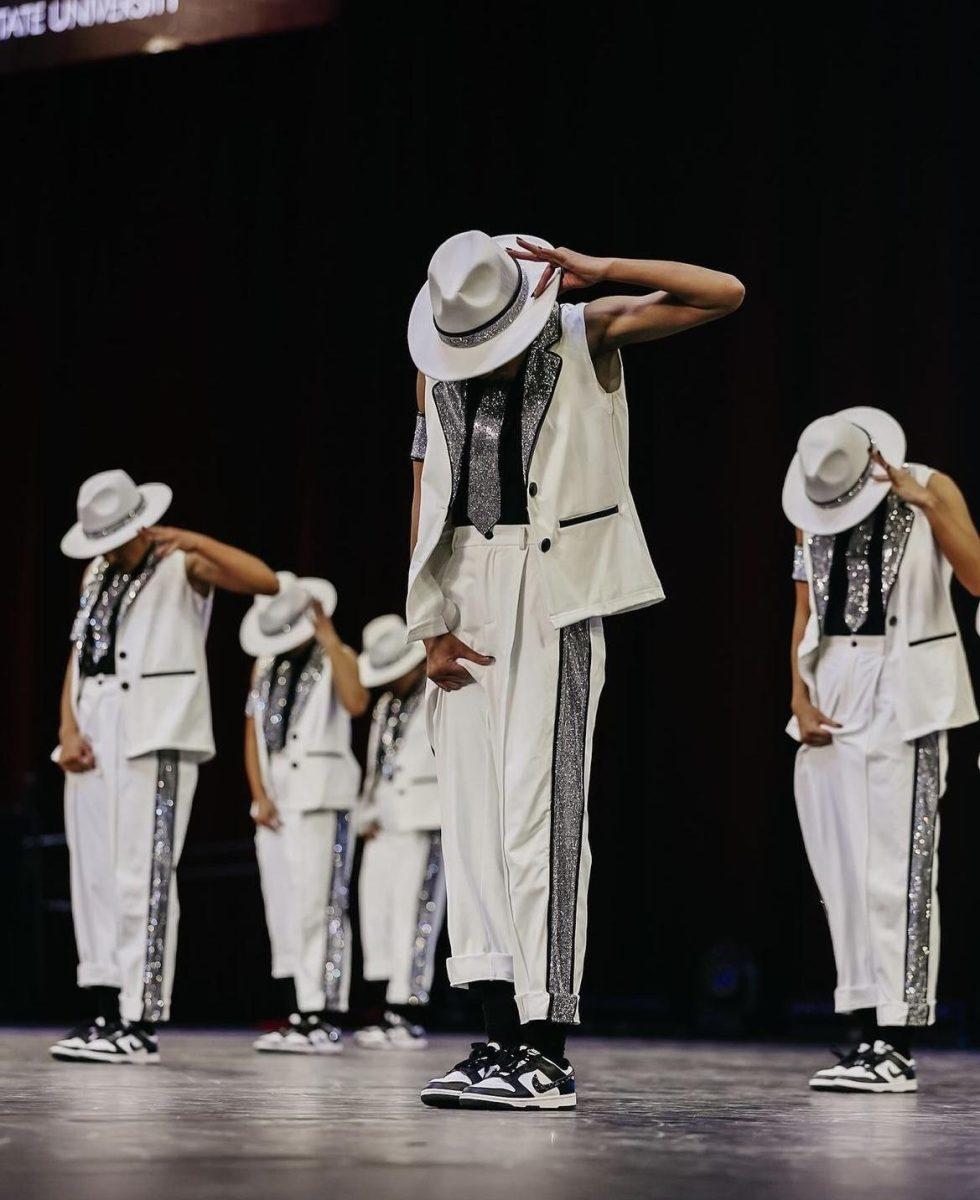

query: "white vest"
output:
70 550 215 761
406 302 665 639
792 465 978 742
249 648 362 812
359 690 439 832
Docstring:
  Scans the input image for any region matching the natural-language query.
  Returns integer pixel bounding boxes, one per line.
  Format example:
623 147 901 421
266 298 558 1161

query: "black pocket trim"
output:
558 505 619 529
410 775 438 785
140 670 196 678
305 751 343 759
908 632 957 647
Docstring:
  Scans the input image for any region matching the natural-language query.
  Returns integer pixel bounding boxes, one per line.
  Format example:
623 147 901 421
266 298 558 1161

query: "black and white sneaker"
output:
73 1022 161 1065
49 1017 110 1061
253 1013 343 1055
459 1044 576 1111
355 1010 428 1051
810 1040 917 1093
420 1041 502 1107
809 1042 873 1090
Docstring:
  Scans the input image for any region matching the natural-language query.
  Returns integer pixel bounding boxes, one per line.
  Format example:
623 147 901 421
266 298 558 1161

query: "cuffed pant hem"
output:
361 963 390 983
877 1000 936 1028
296 990 330 1014
120 993 168 1024
516 990 580 1025
446 953 514 988
834 985 879 1014
270 963 295 981
78 964 122 989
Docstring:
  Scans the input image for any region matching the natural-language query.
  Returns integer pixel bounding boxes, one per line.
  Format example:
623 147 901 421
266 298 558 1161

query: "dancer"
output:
353 614 444 1051
784 409 980 1092
406 231 744 1109
242 573 367 1054
52 469 278 1064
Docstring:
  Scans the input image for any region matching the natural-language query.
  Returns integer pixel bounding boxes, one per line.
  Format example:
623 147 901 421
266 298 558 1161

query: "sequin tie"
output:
466 386 507 535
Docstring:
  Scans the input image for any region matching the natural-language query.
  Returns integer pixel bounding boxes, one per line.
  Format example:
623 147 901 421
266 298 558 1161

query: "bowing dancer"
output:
406 231 744 1110
52 469 277 1064
354 614 444 1051
242 573 368 1054
785 409 980 1092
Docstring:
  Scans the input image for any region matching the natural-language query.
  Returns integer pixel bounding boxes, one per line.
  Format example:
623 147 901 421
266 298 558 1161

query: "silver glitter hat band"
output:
84 495 147 539
434 266 529 349
808 429 878 509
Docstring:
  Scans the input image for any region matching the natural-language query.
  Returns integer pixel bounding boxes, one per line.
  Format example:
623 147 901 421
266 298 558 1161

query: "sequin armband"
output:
411 411 427 462
792 543 807 582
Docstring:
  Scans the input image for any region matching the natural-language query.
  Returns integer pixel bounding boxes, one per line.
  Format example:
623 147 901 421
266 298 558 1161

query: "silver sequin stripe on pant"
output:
429 525 606 1025
794 635 945 1027
64 676 197 1023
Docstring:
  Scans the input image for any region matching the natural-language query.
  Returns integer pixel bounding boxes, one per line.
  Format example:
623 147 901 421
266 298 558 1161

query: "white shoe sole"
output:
49 1045 85 1061
459 1091 577 1111
254 1041 342 1055
810 1077 917 1093
420 1086 465 1108
71 1049 161 1065
386 1039 428 1052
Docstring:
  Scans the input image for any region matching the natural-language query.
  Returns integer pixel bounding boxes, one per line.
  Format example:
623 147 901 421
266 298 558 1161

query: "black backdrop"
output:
4 2 980 1039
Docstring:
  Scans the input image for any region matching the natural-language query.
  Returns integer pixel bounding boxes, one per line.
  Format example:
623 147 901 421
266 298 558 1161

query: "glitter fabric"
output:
520 305 563 482
375 680 425 783
792 543 807 582
410 411 428 462
547 619 592 1023
288 645 325 733
466 384 508 534
72 551 159 674
904 733 940 1026
808 534 835 627
881 492 914 611
256 645 323 754
434 268 529 348
432 380 468 507
407 832 445 1005
842 514 874 633
323 811 353 1011
142 750 178 1022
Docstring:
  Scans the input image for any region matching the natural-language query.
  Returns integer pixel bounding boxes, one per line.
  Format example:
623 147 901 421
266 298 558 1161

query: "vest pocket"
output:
305 750 343 758
558 505 619 529
908 632 957 647
140 669 197 678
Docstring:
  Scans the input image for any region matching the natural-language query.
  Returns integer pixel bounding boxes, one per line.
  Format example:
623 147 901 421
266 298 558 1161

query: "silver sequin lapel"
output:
432 379 468 507
520 305 563 483
881 493 914 612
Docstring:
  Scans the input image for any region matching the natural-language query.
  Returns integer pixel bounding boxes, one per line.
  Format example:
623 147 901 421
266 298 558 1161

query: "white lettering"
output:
39 0 176 37
0 2 47 39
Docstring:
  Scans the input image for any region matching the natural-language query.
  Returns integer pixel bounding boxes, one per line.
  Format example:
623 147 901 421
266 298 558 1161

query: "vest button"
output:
850 640 857 648
484 528 494 540
528 482 538 497
291 762 299 769
889 616 898 626
118 651 127 660
121 681 130 690
540 538 551 553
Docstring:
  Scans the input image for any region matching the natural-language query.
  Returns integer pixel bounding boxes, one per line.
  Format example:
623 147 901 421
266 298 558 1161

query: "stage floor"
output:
1 1030 978 1199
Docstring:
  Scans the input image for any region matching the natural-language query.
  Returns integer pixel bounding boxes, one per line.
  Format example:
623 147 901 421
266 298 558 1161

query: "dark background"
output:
3 2 980 1041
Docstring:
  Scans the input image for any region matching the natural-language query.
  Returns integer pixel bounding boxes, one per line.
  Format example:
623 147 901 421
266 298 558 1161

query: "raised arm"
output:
507 238 745 357
873 457 980 596
143 527 279 597
310 601 370 718
411 372 425 555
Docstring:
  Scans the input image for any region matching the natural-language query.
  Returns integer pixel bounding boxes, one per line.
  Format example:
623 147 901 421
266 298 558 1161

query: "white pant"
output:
795 636 946 1027
359 828 446 1006
65 676 197 1023
430 526 606 1025
255 755 353 1013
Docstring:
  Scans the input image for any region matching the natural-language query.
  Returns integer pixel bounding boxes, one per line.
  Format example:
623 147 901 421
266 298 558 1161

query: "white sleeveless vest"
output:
359 690 439 832
70 550 215 761
248 648 362 812
406 302 665 639
792 465 977 741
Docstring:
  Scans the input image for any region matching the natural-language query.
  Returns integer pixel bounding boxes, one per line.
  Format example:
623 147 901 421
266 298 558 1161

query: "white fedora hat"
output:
61 468 172 559
240 571 338 657
782 406 906 535
408 230 561 381
357 613 426 689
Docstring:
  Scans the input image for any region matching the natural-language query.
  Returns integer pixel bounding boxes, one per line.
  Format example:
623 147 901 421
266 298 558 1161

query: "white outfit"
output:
429 526 605 1024
407 302 664 640
248 648 361 1012
63 551 211 1023
792 470 976 1027
358 685 445 1006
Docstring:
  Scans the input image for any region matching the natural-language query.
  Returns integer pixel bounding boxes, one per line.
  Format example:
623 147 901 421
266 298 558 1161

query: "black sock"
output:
878 1026 912 1058
92 986 120 1023
523 1020 568 1064
470 980 521 1047
856 1007 878 1045
389 1002 425 1023
362 979 389 1024
273 977 298 1016
129 1020 157 1037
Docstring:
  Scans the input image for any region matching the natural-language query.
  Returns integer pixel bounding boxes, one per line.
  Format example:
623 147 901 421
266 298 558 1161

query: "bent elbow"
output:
720 275 746 312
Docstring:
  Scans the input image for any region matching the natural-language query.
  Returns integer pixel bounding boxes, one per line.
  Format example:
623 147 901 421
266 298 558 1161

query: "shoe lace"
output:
456 1042 499 1072
492 1045 534 1076
831 1043 869 1068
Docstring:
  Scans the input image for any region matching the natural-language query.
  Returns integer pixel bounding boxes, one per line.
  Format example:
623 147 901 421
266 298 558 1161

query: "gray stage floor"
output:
1 1030 978 1199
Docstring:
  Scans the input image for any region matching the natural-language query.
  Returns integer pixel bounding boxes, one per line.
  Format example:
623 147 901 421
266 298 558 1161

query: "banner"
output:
0 0 337 72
